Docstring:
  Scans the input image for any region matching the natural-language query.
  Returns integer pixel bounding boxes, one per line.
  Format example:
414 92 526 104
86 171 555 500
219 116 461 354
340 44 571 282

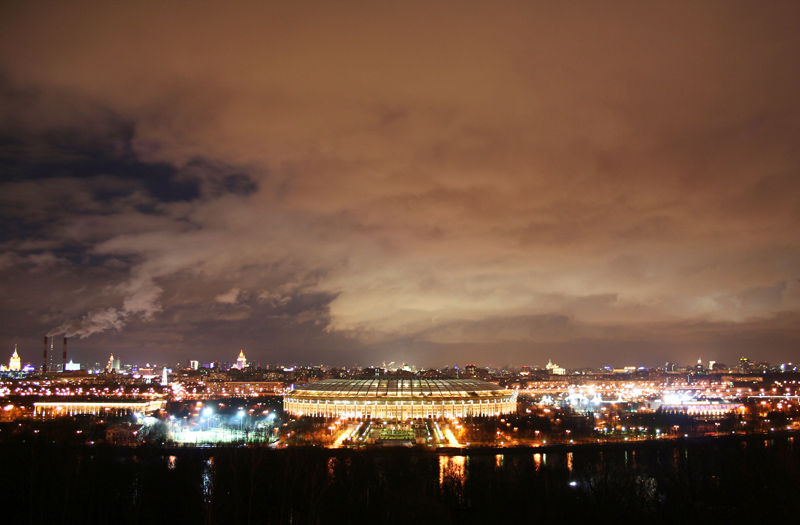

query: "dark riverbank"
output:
3 432 798 524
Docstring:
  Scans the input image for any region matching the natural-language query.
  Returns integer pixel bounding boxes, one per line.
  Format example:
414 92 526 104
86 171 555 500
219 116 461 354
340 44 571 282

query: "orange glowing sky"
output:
1 1 799 367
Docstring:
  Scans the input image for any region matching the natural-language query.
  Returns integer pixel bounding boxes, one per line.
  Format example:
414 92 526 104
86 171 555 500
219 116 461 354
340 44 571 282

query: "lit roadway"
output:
442 425 463 448
332 424 357 448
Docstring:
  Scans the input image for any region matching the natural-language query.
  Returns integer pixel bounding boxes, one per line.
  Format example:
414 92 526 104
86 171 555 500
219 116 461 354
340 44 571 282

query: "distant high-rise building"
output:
9 345 21 371
237 350 247 370
106 354 121 372
739 356 751 374
695 358 705 373
190 360 199 370
64 360 80 371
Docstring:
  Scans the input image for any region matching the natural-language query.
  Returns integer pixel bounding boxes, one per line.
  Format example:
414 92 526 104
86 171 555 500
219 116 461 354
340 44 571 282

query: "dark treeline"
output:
2 435 799 524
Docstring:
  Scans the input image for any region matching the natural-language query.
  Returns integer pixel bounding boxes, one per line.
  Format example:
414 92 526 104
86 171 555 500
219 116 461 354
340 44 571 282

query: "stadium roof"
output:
290 378 509 399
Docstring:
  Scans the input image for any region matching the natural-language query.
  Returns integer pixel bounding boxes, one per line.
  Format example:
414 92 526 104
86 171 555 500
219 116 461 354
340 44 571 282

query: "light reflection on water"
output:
203 458 214 505
327 457 337 482
439 456 466 489
130 438 798 504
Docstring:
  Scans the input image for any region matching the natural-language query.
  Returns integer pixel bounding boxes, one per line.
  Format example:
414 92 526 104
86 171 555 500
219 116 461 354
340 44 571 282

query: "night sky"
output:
1 1 799 369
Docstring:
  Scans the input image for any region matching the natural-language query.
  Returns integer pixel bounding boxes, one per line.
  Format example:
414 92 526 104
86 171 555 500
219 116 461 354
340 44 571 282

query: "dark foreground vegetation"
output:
2 433 799 524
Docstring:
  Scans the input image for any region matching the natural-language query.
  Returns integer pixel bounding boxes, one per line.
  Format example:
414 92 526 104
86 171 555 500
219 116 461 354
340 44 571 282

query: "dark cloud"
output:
0 1 799 368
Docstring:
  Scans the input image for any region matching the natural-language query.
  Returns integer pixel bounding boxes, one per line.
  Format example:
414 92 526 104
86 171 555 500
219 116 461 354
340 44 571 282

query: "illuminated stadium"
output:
283 378 517 419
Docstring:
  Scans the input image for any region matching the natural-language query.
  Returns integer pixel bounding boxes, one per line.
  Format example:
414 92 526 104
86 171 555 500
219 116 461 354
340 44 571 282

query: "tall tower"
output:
237 350 247 370
9 345 21 371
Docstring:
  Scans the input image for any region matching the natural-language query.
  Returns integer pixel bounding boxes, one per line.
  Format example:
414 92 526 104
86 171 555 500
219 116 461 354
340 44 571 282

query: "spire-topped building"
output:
545 359 566 375
9 345 21 371
237 350 247 370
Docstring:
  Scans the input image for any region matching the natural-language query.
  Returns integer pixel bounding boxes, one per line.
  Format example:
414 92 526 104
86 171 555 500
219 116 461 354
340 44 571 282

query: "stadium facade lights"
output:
284 378 516 419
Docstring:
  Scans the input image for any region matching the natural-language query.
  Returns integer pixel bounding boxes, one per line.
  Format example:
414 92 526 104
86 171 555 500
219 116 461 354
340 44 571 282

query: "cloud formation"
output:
215 288 241 305
1 1 799 367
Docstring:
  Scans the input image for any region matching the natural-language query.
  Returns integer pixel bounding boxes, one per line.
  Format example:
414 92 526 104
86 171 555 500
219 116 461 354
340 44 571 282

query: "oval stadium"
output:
283 378 517 419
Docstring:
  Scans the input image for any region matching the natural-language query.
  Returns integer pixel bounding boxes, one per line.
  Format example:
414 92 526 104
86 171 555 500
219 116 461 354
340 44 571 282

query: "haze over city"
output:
1 1 799 368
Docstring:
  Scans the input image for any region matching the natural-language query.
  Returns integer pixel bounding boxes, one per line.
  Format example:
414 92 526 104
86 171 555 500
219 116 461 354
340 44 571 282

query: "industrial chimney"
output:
63 337 67 372
42 336 48 373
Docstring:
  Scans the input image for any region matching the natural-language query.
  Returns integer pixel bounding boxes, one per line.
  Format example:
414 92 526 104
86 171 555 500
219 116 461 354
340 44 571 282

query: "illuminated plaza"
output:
283 378 517 419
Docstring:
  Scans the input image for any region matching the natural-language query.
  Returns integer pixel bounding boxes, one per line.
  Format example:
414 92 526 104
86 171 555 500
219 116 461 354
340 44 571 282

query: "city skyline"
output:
2 341 791 374
1 1 799 368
